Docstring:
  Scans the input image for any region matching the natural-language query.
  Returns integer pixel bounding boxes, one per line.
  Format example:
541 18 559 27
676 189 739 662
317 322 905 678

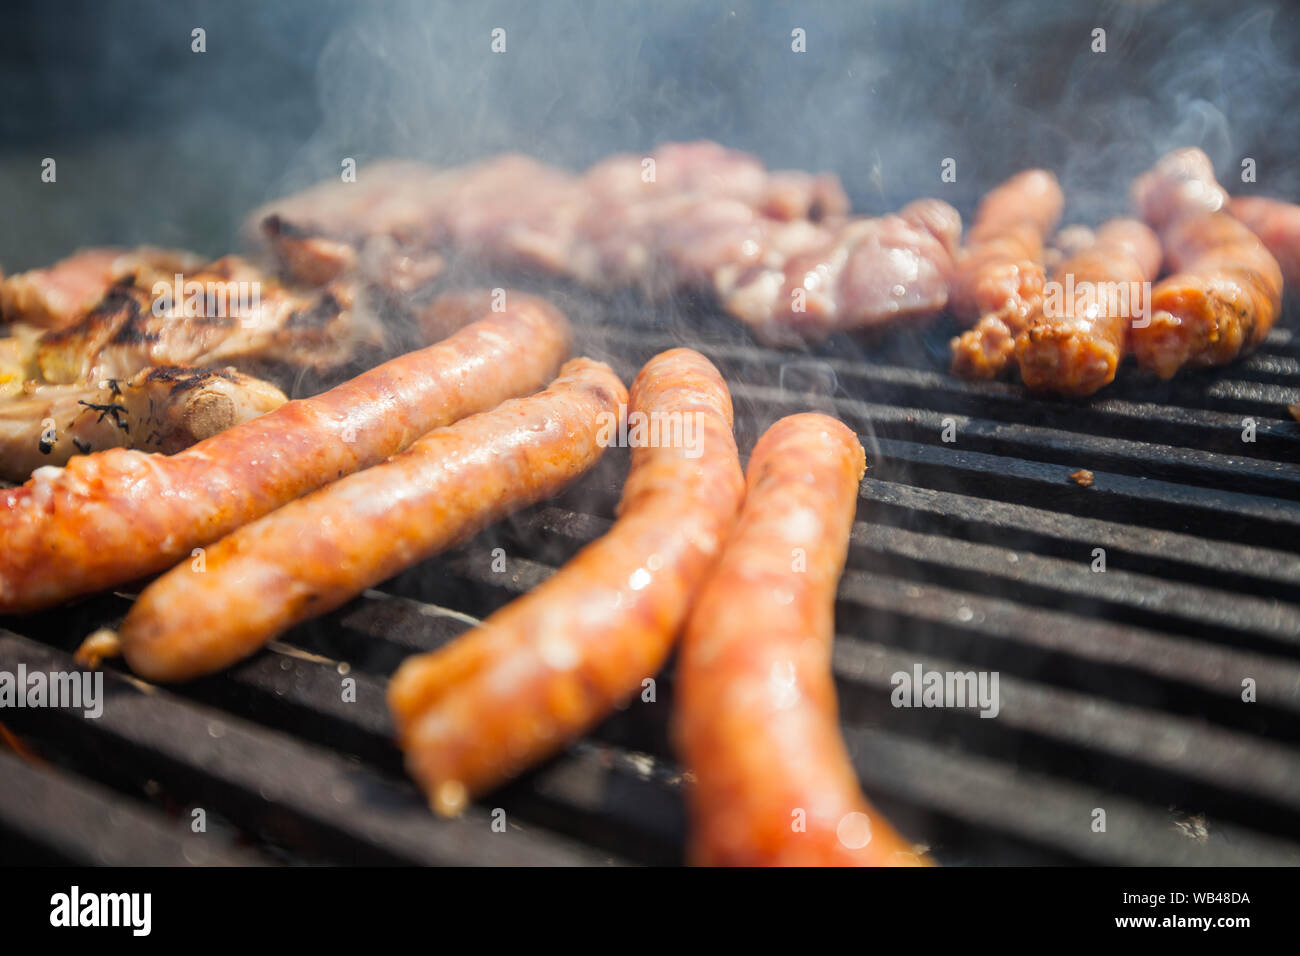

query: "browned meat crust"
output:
674 413 928 866
1229 196 1300 286
1016 219 1162 396
0 247 204 332
33 256 383 385
0 365 286 481
949 170 1064 379
0 298 572 614
248 143 950 344
388 348 746 816
110 357 626 682
1131 150 1283 378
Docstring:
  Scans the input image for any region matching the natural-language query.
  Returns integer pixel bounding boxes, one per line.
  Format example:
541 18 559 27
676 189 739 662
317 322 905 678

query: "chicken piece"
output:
34 256 383 385
0 247 204 332
0 365 286 482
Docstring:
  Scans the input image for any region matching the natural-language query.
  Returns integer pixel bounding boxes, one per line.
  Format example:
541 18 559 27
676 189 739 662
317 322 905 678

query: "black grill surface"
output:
3 290 1299 866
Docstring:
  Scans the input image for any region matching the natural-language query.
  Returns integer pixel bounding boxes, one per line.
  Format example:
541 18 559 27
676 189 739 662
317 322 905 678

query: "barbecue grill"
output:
3 281 1298 866
4 0 1300 871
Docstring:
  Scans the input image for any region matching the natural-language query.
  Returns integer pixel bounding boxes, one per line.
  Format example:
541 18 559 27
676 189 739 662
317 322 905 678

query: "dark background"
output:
0 0 1296 270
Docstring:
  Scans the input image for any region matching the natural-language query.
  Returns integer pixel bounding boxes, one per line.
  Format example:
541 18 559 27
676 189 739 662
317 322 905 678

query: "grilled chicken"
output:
33 256 383 385
717 200 961 344
1 249 384 480
247 142 946 344
0 365 287 481
0 247 204 332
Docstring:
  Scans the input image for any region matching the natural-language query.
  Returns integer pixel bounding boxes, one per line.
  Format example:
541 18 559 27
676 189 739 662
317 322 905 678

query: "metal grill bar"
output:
0 749 267 866
0 632 622 866
2 306 1298 865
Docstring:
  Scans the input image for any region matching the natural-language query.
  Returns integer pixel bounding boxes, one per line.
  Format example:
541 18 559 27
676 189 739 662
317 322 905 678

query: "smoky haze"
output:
0 0 1296 269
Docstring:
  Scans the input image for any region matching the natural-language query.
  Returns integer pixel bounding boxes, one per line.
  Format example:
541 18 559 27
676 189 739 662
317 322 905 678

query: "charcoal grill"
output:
2 285 1300 867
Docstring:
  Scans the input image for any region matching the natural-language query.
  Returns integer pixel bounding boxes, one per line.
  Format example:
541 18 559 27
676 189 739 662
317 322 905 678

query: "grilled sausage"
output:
1131 211 1283 378
1044 224 1097 272
949 170 1064 379
107 358 625 682
0 297 571 614
1130 147 1228 232
1131 148 1300 285
388 348 745 817
1016 219 1162 396
1229 196 1300 286
1129 149 1285 377
674 413 927 866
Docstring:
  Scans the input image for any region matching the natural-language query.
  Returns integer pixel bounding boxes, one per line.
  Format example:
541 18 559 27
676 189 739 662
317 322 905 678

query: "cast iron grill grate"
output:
3 292 1299 866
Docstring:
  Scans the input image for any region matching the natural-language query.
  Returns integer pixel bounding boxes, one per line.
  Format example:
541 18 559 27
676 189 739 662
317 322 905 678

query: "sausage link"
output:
1229 196 1300 286
1132 212 1282 379
112 358 625 682
674 413 927 866
1131 148 1300 285
388 348 745 817
0 296 571 614
1016 219 1162 396
1130 147 1228 231
949 170 1064 379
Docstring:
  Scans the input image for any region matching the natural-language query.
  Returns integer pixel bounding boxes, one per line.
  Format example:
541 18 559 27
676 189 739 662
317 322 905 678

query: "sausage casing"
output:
1016 219 1162 396
115 358 626 682
949 170 1064 379
0 296 571 614
674 413 927 866
1229 196 1300 286
1132 212 1282 378
388 348 745 817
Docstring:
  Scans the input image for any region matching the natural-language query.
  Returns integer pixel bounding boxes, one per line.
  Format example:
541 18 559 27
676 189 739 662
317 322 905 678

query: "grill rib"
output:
2 301 1298 865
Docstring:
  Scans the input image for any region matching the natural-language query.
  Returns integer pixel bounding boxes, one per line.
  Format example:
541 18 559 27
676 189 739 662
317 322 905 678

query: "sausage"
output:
1131 211 1283 378
673 413 927 866
1016 219 1162 396
104 357 625 682
1130 147 1228 232
0 296 571 614
1128 149 1285 377
1229 196 1300 286
1044 224 1097 272
388 348 745 817
949 169 1064 379
1131 148 1300 285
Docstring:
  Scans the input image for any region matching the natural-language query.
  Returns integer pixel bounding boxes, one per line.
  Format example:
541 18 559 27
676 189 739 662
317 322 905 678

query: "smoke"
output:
0 0 1297 265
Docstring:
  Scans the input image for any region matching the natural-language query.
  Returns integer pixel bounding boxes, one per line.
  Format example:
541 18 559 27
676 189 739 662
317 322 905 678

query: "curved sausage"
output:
674 413 928 866
0 296 571 614
1130 147 1228 232
1133 210 1284 379
1132 212 1282 378
105 357 625 682
1016 219 1162 396
950 169 1064 379
1131 148 1300 285
388 348 745 817
1130 150 1284 377
1229 196 1300 286
1044 224 1097 272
